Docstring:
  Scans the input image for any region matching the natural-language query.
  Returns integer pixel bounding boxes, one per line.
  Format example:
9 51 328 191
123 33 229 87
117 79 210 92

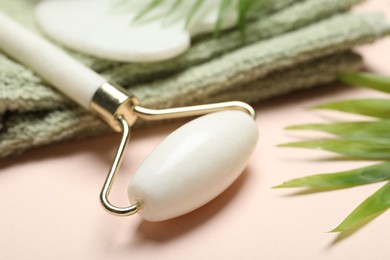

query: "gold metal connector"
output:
90 82 139 132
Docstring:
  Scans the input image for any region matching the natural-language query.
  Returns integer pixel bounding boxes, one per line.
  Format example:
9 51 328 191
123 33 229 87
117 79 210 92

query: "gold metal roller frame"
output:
90 82 256 216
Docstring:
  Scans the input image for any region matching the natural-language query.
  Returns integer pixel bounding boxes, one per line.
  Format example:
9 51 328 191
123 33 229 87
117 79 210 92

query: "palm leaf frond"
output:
185 0 205 27
237 0 258 36
128 0 269 36
165 0 182 17
332 181 390 232
279 72 390 233
287 121 390 141
313 99 390 119
339 72 390 93
280 139 390 159
133 0 165 21
275 162 390 189
215 0 234 37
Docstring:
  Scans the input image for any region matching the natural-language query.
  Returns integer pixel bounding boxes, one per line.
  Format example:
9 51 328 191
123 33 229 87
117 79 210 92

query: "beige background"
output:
1 1 390 259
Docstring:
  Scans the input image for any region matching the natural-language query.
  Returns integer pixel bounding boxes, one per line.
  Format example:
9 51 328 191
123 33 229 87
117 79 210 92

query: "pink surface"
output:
1 1 390 259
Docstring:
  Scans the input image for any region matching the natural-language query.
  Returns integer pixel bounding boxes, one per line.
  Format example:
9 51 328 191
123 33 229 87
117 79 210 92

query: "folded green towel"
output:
0 0 388 158
0 51 362 158
0 0 364 114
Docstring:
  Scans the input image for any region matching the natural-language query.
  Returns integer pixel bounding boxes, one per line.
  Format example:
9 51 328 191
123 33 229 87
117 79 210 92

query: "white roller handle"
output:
0 11 105 109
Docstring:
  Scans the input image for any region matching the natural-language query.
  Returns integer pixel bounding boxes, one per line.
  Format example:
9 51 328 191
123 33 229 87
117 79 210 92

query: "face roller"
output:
0 12 258 221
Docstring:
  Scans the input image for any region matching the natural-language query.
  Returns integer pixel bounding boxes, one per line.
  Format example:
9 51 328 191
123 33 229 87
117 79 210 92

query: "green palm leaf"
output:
280 139 390 159
185 0 205 27
338 72 390 93
313 99 390 119
165 0 182 17
275 162 390 189
332 181 390 232
130 0 268 36
280 71 390 233
133 0 165 21
287 120 390 141
215 0 234 37
237 0 258 36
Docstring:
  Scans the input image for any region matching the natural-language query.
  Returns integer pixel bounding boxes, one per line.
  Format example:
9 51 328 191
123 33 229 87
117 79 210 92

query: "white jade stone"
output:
35 0 237 62
128 111 258 221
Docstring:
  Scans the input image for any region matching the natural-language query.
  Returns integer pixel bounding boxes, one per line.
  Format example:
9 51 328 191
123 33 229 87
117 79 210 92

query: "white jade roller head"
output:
0 11 258 222
128 110 258 221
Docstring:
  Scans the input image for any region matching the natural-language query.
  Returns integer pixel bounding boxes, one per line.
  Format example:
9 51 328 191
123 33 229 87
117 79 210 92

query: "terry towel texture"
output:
0 0 389 157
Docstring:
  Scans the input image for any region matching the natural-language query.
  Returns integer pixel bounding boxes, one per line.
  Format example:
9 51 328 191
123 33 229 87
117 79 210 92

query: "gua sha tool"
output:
35 0 238 62
0 12 258 221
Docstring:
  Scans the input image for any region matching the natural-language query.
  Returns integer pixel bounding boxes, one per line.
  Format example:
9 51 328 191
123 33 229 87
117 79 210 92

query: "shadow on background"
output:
129 168 252 244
